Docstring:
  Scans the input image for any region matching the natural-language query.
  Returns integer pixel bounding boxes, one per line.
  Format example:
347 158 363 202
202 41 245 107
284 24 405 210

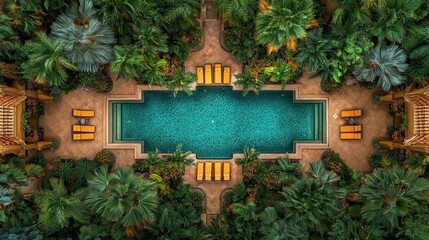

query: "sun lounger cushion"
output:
214 162 222 181
340 133 362 140
223 66 230 84
204 64 212 85
73 109 95 117
197 162 204 181
205 162 212 181
73 133 95 141
214 64 222 84
73 125 96 133
197 67 204 84
340 109 362 118
340 125 362 133
223 162 230 181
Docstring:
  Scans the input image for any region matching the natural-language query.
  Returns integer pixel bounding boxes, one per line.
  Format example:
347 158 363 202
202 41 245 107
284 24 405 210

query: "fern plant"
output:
353 42 408 91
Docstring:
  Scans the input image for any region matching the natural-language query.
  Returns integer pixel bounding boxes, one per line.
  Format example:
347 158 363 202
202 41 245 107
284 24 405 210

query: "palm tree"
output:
234 69 265 96
258 207 307 240
353 42 408 92
21 32 78 87
133 24 169 58
279 161 346 234
3 0 44 37
276 156 304 185
160 0 201 30
360 168 429 231
164 67 197 97
296 29 335 73
332 0 371 26
0 15 19 60
235 147 261 167
85 166 157 238
50 0 116 72
111 45 145 80
214 0 259 27
256 0 314 52
35 179 89 234
372 0 422 43
163 144 194 166
93 0 143 36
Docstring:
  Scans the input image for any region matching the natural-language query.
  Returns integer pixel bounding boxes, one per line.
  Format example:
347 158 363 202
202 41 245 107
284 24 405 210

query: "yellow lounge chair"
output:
214 162 222 181
204 64 212 85
223 162 230 181
223 66 231 84
72 125 96 133
340 133 362 140
214 64 222 84
340 109 362 118
205 162 212 181
340 125 362 133
197 67 204 84
73 109 95 117
196 162 204 181
73 133 95 141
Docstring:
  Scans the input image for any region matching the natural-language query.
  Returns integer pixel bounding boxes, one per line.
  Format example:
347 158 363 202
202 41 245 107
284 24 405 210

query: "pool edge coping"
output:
103 84 330 160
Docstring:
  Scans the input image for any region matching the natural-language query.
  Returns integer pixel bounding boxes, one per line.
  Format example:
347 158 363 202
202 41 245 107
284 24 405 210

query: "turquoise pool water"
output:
110 86 325 158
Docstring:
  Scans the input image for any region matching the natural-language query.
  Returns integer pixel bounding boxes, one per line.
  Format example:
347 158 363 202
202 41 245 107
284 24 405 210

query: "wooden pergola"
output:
0 83 54 157
379 85 429 155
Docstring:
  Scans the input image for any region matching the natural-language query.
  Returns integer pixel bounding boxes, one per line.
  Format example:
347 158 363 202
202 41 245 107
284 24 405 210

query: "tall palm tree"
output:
35 179 89 234
360 168 429 231
133 24 169 58
21 32 78 86
296 29 336 73
279 161 346 234
3 0 44 37
85 166 157 238
353 42 408 92
372 0 422 43
50 0 116 72
214 0 259 26
164 67 197 97
160 0 201 30
93 0 143 36
276 156 304 185
256 0 314 52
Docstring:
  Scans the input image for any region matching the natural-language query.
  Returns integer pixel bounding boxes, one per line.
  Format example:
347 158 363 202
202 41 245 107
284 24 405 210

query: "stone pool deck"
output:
39 17 390 219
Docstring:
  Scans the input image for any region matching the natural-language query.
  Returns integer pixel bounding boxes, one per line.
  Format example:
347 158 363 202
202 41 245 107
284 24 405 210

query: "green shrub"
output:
0 225 43 239
93 149 116 170
401 214 429 240
373 138 381 149
321 150 353 183
50 139 59 151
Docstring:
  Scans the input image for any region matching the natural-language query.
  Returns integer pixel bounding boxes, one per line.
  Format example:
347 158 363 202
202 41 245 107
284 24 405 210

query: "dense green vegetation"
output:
220 0 429 94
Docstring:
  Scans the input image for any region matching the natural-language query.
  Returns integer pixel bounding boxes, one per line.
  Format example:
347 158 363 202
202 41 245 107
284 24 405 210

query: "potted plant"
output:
94 149 116 170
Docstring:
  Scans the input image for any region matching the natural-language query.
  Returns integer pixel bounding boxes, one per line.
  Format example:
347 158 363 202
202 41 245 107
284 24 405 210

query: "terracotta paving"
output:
39 16 390 217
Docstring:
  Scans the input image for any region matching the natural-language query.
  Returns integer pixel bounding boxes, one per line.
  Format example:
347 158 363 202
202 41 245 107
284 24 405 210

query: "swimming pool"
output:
109 86 325 159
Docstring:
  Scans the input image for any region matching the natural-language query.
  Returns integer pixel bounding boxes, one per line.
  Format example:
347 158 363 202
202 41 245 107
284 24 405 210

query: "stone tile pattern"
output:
39 17 390 217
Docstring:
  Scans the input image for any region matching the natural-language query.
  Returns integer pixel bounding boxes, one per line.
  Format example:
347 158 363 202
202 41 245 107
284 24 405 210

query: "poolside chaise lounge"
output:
205 162 212 180
223 162 231 181
73 109 95 117
204 64 212 85
340 109 362 118
214 162 222 181
72 125 96 133
340 125 362 133
223 66 230 84
196 67 204 84
72 133 95 141
214 64 222 84
196 162 204 181
340 133 362 140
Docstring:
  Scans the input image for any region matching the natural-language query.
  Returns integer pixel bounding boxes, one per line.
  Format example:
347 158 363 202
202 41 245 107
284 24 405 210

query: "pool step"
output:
111 103 122 142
